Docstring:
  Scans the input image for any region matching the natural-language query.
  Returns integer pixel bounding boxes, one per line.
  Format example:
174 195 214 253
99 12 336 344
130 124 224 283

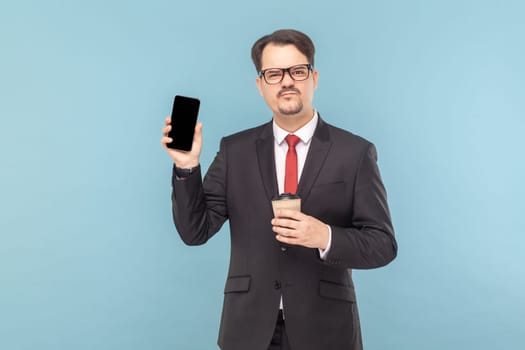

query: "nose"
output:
280 71 295 87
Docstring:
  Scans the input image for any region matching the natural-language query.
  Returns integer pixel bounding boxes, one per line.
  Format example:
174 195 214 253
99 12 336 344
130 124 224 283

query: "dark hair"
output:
251 29 315 73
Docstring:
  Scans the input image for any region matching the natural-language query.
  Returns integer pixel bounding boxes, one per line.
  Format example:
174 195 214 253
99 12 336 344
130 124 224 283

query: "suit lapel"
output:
297 117 332 204
256 122 279 202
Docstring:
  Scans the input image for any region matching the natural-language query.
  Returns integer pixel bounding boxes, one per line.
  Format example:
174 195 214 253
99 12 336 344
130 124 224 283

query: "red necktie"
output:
284 134 300 194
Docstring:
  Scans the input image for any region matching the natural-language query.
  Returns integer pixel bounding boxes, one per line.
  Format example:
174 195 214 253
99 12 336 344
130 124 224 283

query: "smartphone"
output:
167 95 200 151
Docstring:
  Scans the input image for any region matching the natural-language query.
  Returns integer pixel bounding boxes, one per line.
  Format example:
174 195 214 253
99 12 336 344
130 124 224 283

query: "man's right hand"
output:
160 117 203 168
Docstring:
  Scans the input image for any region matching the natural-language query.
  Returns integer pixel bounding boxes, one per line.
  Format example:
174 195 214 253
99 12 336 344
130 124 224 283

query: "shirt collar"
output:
273 110 318 145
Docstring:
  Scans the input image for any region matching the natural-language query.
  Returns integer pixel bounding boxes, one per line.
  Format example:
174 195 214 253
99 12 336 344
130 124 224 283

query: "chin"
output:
278 102 303 116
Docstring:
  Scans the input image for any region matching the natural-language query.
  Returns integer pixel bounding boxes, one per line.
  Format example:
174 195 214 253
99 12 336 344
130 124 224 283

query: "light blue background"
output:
1 0 524 349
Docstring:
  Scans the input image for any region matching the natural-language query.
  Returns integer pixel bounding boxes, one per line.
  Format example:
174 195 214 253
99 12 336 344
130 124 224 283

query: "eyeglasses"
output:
259 64 313 85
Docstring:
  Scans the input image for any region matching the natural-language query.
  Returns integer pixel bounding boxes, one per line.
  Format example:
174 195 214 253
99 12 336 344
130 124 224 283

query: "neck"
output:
274 108 314 133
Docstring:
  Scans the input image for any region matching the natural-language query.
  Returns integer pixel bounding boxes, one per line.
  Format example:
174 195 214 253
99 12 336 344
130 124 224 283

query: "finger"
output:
272 225 297 238
162 125 172 136
277 209 304 220
275 234 300 245
271 218 298 229
165 116 171 125
160 136 173 146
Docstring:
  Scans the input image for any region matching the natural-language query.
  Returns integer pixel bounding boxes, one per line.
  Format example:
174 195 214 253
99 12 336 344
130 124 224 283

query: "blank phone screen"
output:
167 95 200 151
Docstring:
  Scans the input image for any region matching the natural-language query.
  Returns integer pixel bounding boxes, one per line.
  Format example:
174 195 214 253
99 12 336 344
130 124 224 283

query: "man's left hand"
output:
271 209 329 249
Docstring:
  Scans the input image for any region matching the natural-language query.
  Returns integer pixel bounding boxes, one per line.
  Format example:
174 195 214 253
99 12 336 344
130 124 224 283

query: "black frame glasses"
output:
259 64 313 85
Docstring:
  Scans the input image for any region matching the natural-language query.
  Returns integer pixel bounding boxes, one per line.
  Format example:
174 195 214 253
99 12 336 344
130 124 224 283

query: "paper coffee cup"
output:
271 193 301 217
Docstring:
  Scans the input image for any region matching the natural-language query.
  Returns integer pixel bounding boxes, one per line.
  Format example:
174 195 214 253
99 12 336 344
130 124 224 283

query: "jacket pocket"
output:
310 181 347 194
319 280 355 303
224 275 251 293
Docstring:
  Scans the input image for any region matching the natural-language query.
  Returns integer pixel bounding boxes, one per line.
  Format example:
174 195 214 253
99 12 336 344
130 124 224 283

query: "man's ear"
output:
312 69 319 90
255 76 263 96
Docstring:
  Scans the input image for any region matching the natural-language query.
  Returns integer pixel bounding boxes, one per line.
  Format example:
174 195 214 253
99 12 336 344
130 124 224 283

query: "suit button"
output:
281 246 287 251
274 280 281 290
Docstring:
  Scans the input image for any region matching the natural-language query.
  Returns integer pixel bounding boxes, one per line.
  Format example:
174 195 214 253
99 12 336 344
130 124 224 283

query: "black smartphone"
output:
167 95 200 151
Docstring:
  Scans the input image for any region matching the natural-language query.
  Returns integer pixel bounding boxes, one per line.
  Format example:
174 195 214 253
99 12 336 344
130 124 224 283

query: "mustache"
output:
277 88 300 97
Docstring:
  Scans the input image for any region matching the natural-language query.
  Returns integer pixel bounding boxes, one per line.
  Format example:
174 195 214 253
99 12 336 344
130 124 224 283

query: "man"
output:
161 29 397 350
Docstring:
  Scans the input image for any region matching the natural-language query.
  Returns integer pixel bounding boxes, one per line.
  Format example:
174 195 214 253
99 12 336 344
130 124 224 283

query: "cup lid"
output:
273 193 300 200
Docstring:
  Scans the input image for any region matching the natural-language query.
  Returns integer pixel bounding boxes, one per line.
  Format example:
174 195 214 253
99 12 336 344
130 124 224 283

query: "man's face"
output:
256 44 318 120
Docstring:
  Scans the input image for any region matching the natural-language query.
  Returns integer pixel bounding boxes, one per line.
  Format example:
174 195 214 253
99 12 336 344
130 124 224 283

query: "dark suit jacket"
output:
171 116 397 350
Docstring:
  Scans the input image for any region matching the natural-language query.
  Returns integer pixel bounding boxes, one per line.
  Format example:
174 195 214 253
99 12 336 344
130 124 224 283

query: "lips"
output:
278 88 300 97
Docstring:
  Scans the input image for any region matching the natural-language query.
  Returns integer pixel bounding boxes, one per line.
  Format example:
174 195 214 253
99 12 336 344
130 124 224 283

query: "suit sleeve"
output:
171 139 228 246
324 143 398 269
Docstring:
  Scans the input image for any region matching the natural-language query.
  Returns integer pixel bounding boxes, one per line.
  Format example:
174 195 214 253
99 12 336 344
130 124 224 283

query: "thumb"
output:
194 122 203 143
